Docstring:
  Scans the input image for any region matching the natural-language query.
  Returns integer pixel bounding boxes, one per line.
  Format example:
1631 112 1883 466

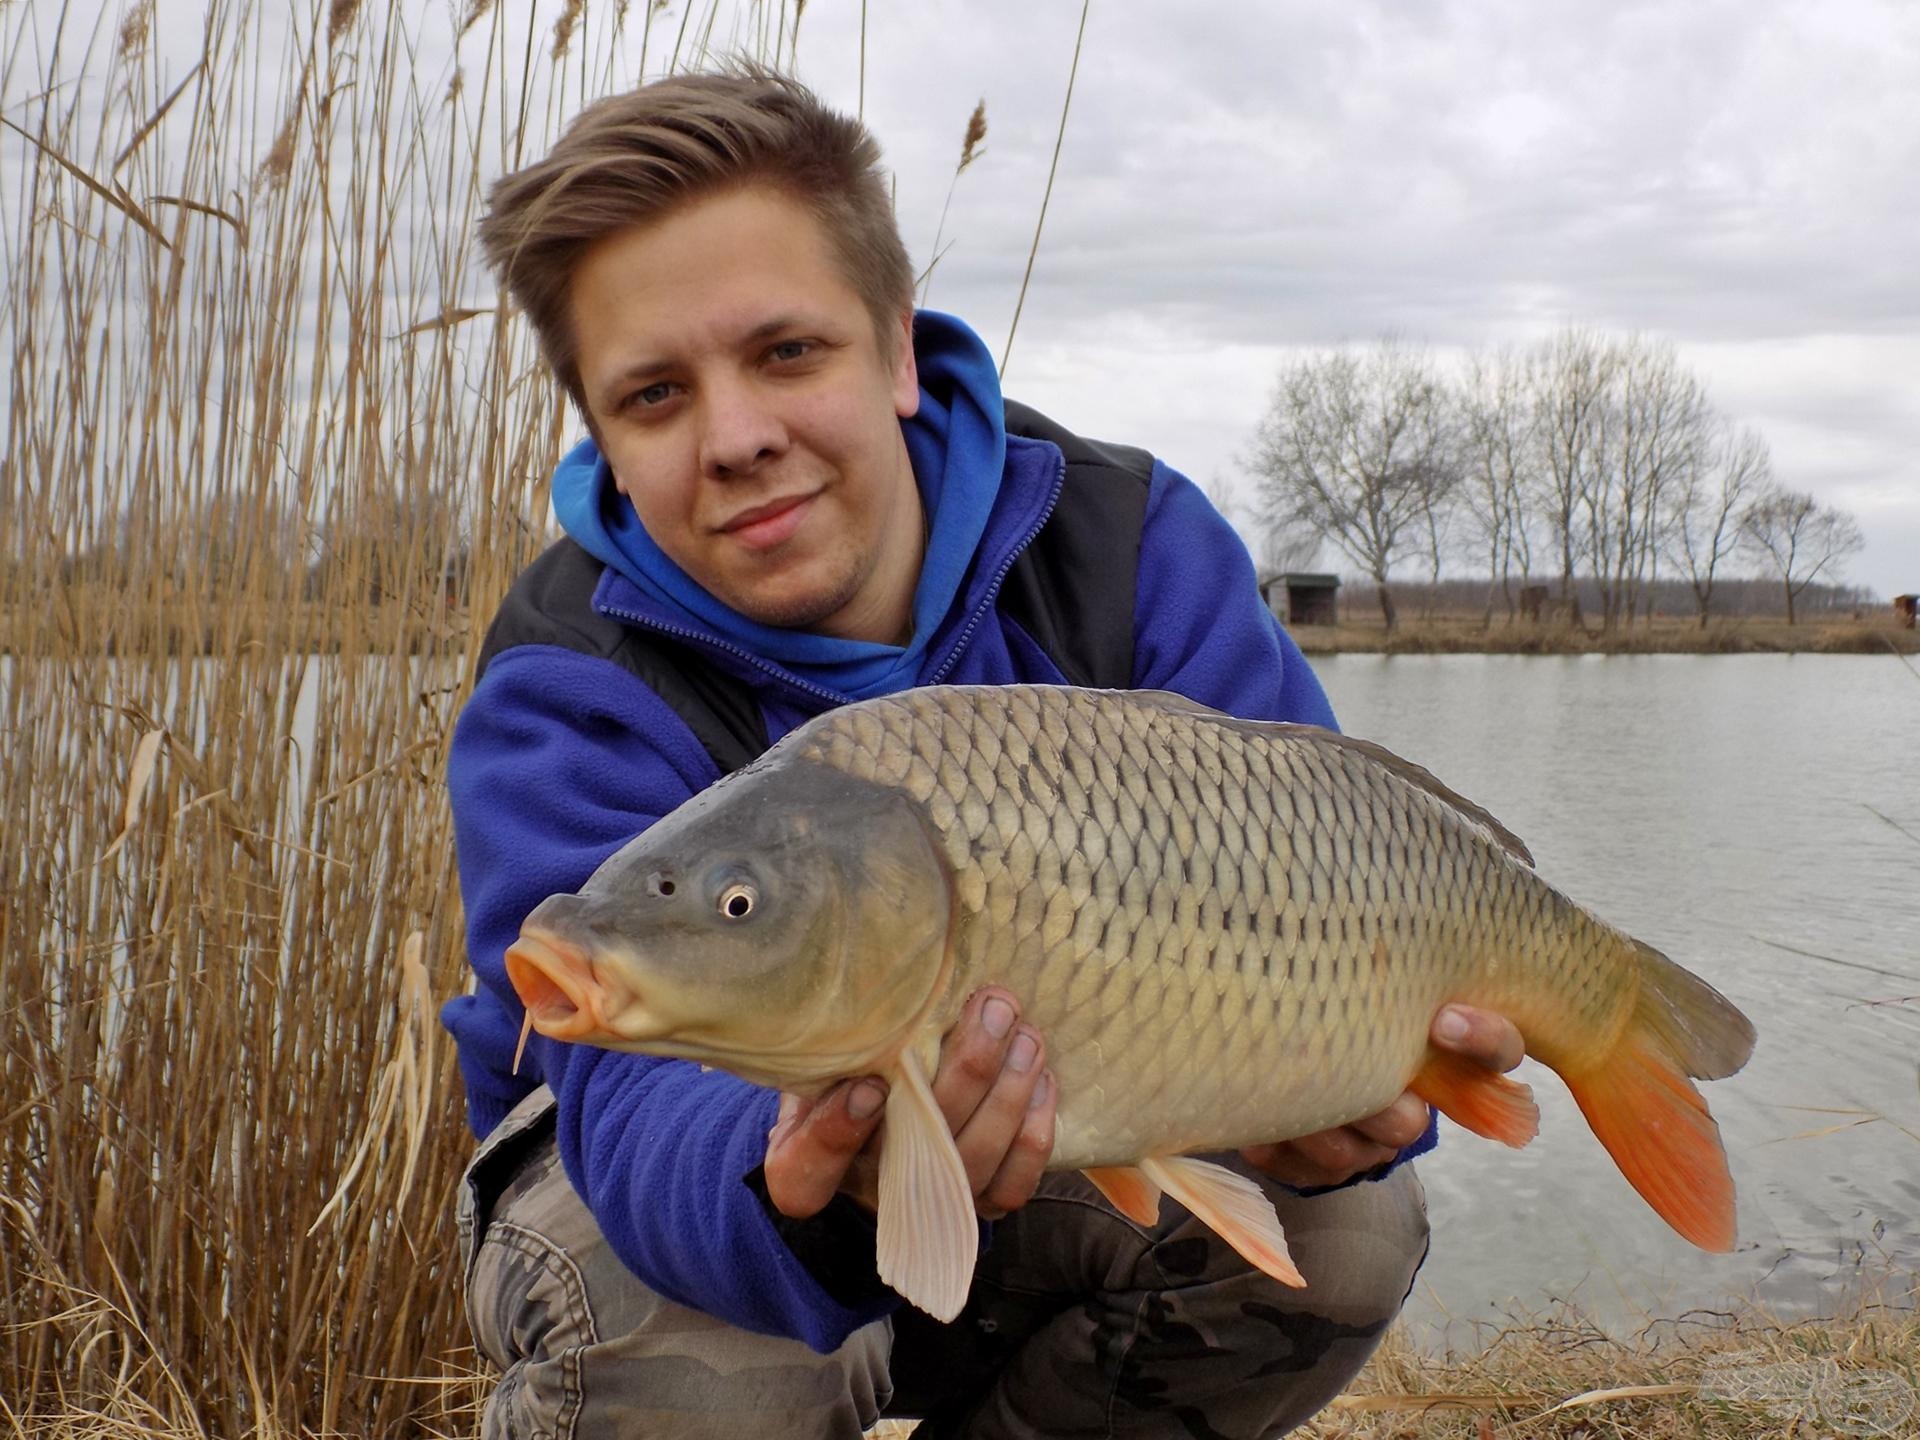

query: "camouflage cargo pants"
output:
458 1087 1430 1439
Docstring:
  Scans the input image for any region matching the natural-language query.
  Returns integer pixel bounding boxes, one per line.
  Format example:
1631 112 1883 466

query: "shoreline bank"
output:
1290 615 1919 657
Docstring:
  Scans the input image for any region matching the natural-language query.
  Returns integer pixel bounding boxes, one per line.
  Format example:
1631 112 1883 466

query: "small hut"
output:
1895 595 1917 630
1259 572 1341 627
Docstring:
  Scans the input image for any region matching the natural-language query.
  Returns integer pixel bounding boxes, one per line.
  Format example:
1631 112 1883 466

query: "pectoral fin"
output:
876 1048 978 1322
1139 1156 1306 1288
1084 1165 1163 1225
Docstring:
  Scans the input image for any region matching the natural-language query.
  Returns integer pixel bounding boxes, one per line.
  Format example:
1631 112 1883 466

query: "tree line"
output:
1245 330 1868 629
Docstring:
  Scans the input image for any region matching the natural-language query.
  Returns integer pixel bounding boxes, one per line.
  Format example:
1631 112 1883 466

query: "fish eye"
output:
647 873 676 897
717 882 756 920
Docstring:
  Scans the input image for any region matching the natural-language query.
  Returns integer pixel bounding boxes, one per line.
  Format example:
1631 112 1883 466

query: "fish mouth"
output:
505 927 619 1041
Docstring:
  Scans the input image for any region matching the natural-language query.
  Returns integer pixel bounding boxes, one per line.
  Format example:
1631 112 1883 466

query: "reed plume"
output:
919 98 988 306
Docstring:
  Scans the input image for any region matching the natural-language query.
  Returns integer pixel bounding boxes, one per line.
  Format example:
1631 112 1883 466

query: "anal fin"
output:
1410 1048 1539 1148
1084 1165 1163 1225
1139 1156 1305 1288
876 1049 978 1322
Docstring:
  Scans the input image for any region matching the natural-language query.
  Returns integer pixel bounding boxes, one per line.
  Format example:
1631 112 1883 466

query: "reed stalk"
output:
0 0 721 1429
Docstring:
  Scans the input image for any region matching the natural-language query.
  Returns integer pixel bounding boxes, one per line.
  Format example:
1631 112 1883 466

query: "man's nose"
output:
697 376 787 477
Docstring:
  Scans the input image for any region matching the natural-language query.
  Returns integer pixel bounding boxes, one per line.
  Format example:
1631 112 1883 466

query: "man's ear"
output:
890 308 920 419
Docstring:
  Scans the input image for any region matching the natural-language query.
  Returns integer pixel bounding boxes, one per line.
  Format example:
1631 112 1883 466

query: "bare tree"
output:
312 482 471 607
1740 485 1865 625
126 486 312 603
1527 328 1619 628
1668 423 1770 627
1459 346 1537 625
1611 338 1711 628
1247 341 1457 630
1258 523 1323 576
1201 473 1252 538
1414 459 1459 616
1567 336 1711 631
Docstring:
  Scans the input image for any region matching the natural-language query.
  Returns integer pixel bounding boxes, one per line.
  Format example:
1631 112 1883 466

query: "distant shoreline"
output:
1288 614 1919 657
3 606 1914 660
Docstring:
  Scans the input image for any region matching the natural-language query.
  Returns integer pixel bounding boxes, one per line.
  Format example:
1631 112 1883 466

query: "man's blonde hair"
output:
478 66 914 414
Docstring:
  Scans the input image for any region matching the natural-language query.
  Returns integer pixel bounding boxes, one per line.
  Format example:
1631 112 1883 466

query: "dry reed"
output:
0 0 760 1431
918 99 988 307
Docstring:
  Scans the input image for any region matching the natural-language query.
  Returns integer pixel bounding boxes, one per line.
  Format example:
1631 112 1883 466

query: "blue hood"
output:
550 311 1004 701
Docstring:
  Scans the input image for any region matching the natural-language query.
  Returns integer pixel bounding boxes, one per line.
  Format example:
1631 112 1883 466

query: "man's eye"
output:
768 340 811 363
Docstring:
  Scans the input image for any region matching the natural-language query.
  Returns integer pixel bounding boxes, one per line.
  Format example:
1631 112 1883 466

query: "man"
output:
446 66 1523 1438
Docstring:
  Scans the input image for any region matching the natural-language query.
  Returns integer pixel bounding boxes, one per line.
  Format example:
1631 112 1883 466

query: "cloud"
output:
789 0 1918 594
86 0 1917 593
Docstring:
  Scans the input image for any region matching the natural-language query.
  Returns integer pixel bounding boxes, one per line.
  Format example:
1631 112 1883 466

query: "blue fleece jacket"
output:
443 313 1435 1354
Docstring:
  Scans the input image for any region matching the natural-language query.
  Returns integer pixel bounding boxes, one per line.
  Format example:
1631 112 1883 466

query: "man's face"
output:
568 186 922 641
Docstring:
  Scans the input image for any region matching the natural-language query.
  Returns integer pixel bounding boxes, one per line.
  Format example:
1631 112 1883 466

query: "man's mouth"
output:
721 492 818 552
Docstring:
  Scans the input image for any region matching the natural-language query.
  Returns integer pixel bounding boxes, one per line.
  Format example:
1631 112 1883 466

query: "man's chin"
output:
722 575 866 633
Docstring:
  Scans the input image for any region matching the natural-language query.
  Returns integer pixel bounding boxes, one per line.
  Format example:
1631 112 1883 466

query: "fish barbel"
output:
505 685 1756 1321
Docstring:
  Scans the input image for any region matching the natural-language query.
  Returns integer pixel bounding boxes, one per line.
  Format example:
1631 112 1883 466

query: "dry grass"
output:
1301 1284 1920 1438
0 0 795 1432
6 1280 1915 1437
1291 612 1920 656
876 1282 1920 1438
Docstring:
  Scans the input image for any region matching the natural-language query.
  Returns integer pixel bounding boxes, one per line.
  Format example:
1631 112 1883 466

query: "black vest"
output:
476 401 1154 775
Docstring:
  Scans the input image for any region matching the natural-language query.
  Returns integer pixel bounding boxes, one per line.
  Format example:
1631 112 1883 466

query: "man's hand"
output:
763 987 1057 1222
1241 1004 1525 1190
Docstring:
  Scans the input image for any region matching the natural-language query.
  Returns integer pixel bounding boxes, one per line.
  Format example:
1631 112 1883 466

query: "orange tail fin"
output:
1563 939 1756 1253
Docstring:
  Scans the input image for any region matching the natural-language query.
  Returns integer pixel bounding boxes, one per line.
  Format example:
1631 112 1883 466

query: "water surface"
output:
1310 653 1920 1342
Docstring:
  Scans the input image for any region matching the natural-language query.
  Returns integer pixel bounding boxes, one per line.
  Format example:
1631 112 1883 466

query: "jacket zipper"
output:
926 448 1065 687
592 606 852 707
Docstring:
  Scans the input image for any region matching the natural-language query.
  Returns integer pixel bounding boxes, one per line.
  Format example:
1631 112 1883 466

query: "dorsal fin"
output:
1125 689 1536 868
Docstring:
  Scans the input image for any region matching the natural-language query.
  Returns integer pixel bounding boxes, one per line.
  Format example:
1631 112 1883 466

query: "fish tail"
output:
1563 939 1756 1252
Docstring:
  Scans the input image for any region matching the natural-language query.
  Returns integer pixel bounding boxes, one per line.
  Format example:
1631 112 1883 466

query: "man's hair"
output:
477 66 914 414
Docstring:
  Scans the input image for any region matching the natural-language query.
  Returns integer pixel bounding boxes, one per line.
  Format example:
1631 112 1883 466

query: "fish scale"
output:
790 687 1498 1164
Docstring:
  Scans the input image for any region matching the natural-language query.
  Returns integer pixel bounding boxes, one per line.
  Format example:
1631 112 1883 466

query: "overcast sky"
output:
19 0 1916 597
779 0 1918 599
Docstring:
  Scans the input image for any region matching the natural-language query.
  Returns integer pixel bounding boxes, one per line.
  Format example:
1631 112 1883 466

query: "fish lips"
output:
504 925 661 1044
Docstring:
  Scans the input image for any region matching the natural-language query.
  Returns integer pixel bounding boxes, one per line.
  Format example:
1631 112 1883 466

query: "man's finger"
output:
932 987 1020 1135
763 1078 887 1219
1347 1093 1433 1149
1432 1004 1526 1072
952 1023 1046 1196
977 1070 1056 1218
1281 1125 1397 1181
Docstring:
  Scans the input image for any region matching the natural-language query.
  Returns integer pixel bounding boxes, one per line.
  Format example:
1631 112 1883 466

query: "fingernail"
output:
1435 1009 1469 1044
982 995 1016 1039
1028 1071 1052 1109
1007 1031 1038 1074
848 1081 886 1120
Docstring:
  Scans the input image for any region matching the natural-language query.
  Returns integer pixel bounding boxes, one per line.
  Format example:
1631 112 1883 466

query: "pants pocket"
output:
457 1087 561 1351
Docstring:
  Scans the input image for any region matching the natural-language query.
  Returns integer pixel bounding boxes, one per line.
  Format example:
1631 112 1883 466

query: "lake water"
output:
1309 653 1920 1344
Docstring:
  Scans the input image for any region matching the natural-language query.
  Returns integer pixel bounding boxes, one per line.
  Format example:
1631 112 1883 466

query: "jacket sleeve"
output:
446 644 899 1352
1129 463 1440 1176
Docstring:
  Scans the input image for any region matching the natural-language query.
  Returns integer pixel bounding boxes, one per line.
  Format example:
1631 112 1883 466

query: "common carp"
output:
505 684 1756 1321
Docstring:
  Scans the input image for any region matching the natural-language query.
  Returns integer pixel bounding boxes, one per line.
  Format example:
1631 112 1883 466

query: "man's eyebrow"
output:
591 362 655 413
603 317 812 382
740 314 809 344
